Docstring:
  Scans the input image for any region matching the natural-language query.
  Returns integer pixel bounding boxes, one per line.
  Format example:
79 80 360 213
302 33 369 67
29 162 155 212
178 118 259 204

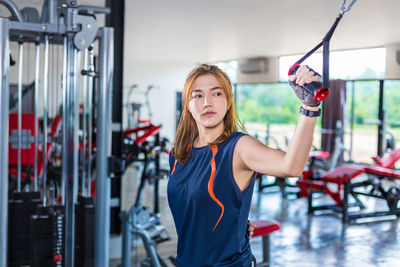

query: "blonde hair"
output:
172 64 245 164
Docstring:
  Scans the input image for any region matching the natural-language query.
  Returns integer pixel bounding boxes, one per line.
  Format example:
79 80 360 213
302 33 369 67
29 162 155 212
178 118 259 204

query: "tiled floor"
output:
111 170 400 267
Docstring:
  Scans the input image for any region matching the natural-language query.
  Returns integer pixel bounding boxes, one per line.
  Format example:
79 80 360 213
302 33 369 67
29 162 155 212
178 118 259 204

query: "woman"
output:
168 64 321 266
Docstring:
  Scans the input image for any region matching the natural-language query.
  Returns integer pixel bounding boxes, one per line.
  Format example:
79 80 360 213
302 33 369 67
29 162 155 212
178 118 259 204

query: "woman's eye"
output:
193 94 202 98
214 92 222 96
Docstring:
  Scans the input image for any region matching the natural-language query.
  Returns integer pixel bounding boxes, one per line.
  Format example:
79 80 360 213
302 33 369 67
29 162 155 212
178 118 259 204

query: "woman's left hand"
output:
247 221 255 239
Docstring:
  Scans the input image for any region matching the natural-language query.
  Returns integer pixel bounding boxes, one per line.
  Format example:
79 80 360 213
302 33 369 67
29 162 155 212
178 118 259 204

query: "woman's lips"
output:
202 111 216 117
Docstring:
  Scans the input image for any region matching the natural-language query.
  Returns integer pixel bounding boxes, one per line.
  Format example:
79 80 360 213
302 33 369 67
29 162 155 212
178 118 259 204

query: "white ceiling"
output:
6 0 400 64
123 0 400 64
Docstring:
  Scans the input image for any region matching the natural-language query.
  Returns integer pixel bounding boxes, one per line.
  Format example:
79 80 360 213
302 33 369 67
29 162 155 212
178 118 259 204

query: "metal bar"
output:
51 41 54 118
342 181 350 223
351 189 392 200
9 21 66 34
348 210 400 220
63 33 79 267
46 0 58 25
95 27 114 267
17 41 23 192
307 189 313 215
135 154 147 206
87 46 94 196
262 235 270 263
81 48 88 196
34 42 40 191
42 35 49 205
27 43 30 87
0 17 10 267
377 80 384 157
0 0 24 22
121 211 132 267
61 36 67 207
135 230 162 266
154 134 160 215
350 81 355 160
74 50 81 211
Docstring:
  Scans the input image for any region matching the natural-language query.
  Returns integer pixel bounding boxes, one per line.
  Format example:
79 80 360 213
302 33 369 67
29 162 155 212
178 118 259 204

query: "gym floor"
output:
110 169 400 267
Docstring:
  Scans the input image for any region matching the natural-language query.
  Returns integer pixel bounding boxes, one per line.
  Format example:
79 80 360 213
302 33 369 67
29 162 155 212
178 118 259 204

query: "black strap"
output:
294 13 345 91
300 106 321 117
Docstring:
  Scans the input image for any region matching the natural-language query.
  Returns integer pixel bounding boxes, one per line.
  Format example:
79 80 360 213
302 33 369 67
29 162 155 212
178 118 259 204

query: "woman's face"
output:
188 74 229 131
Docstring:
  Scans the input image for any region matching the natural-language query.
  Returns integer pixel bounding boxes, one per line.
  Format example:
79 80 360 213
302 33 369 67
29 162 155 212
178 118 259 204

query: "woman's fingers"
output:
248 222 255 239
292 65 318 86
298 70 316 86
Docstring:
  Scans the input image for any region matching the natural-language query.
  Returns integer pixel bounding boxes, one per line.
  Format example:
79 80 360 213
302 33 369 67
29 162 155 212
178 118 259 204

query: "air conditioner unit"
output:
396 50 400 65
238 57 268 74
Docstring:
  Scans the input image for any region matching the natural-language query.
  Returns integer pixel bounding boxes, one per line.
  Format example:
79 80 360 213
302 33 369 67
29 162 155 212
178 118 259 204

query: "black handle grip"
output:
288 63 329 102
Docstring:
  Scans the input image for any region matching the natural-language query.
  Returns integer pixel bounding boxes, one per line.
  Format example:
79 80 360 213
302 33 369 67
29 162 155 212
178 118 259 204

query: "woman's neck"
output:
194 125 225 147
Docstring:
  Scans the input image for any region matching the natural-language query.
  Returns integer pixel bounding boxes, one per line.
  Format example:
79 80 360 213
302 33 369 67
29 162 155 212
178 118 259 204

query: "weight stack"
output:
30 205 65 267
75 195 95 267
8 191 41 267
53 206 65 267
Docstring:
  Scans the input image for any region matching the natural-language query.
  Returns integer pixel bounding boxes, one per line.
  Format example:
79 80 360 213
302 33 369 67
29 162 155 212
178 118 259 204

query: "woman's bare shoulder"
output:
236 134 262 148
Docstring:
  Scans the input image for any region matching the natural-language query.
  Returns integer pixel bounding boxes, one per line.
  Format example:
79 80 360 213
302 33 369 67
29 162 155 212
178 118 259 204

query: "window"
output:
345 81 380 163
236 83 322 150
278 47 386 81
215 60 238 84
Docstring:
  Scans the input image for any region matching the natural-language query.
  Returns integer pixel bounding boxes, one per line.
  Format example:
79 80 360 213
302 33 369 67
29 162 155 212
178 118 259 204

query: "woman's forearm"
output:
283 107 318 176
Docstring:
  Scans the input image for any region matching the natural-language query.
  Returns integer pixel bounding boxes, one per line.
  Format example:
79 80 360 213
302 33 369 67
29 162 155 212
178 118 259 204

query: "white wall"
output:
122 59 195 143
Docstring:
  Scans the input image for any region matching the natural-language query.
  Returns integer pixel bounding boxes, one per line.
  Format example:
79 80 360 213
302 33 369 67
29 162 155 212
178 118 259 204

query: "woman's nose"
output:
203 94 213 108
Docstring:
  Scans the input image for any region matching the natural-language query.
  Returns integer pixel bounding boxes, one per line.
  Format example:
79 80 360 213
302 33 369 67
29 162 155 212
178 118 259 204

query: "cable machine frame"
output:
0 1 114 266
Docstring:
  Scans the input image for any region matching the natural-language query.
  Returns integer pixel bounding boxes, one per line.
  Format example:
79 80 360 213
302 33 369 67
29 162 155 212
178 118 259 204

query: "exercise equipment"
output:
120 134 172 266
8 191 41 267
120 99 172 266
75 195 95 267
288 0 357 102
7 41 43 267
120 205 171 267
297 149 400 223
75 46 96 267
119 161 172 266
30 205 65 267
251 220 281 267
0 1 114 267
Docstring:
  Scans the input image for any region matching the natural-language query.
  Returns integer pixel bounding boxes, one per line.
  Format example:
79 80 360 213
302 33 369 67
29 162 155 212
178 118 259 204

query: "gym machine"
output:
297 149 400 223
120 89 175 266
0 1 115 267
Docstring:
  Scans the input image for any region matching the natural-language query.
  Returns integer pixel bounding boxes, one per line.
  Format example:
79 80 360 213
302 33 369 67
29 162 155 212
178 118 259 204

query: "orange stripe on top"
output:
186 143 192 152
171 160 177 175
170 144 191 176
207 145 224 231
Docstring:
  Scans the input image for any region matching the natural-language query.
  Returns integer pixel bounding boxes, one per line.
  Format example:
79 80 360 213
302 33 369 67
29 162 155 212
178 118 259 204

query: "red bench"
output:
296 149 400 223
251 220 281 266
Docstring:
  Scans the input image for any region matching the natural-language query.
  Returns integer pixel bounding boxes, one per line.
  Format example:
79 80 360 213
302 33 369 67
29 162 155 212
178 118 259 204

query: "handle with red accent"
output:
288 63 329 102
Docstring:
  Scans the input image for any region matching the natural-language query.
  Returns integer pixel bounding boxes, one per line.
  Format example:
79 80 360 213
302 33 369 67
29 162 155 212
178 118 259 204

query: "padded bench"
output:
251 220 281 267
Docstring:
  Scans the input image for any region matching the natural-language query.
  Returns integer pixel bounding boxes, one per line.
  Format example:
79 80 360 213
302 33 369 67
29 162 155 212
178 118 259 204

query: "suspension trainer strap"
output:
295 12 344 91
292 0 357 97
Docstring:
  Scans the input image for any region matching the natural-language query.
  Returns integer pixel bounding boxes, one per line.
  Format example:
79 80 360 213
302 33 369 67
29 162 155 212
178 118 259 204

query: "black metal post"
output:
106 0 124 234
350 81 355 160
377 80 384 157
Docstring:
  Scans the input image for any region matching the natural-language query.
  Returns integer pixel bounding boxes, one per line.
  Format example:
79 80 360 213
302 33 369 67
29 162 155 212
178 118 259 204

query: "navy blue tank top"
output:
168 132 255 267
